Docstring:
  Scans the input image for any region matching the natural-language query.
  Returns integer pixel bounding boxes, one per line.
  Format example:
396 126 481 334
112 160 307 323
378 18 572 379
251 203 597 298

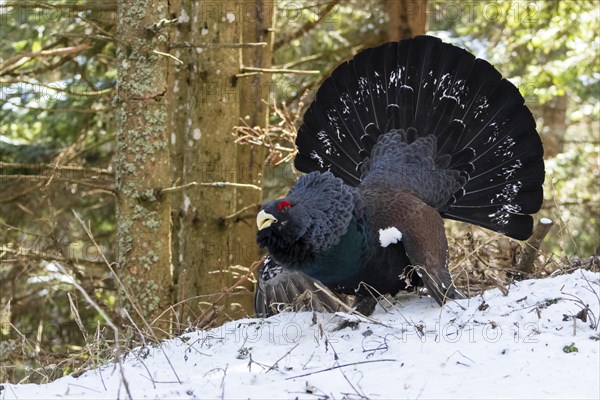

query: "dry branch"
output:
0 44 92 74
286 359 397 380
0 79 113 97
160 181 261 195
53 263 133 400
0 245 105 265
170 42 267 49
191 263 261 328
274 1 340 50
1 174 114 192
0 162 112 176
1 1 117 11
517 218 554 274
239 66 320 75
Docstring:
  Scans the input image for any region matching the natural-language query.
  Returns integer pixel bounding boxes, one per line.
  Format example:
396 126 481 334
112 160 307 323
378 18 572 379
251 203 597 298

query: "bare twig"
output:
313 282 392 328
282 53 326 69
0 245 105 265
0 174 114 192
265 343 300 373
54 263 133 400
286 359 397 380
0 162 112 176
192 181 258 191
161 181 261 194
234 99 303 167
274 1 340 50
121 310 158 390
0 44 92 73
159 182 197 194
153 50 183 65
223 203 261 221
0 79 114 97
337 361 368 399
238 66 320 76
170 42 267 49
1 1 116 11
71 211 182 384
220 365 228 400
192 262 260 327
52 33 115 42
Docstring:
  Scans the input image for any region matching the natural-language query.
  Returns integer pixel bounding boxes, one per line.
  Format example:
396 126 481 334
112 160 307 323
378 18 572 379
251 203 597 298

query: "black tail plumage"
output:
295 35 544 240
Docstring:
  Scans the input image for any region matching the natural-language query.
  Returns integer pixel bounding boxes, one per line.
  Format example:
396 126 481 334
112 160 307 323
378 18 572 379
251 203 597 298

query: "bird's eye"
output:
277 200 291 213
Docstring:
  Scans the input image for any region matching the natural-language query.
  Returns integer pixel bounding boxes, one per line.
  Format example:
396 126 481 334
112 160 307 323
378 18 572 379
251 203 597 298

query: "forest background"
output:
0 0 598 383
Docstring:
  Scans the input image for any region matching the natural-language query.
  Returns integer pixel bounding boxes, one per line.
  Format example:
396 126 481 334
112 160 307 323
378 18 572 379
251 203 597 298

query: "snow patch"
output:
192 128 201 140
170 132 176 145
225 12 236 23
2 270 599 399
201 27 209 36
378 226 402 247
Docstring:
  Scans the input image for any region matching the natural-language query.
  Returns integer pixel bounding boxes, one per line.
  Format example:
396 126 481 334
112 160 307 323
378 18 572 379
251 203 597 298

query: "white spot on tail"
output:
379 227 402 248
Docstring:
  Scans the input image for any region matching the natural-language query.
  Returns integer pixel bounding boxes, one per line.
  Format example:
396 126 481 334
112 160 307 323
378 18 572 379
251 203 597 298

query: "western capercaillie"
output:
255 35 545 317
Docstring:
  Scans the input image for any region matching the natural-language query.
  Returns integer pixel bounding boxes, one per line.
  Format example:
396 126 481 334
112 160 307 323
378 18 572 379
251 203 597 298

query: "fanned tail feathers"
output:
295 35 544 240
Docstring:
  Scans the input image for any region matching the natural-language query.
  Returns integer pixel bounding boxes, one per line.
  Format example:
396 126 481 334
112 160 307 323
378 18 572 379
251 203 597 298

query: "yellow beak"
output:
257 210 277 230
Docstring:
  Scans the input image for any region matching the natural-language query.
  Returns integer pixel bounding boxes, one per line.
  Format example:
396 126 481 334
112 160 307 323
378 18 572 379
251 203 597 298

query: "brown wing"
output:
368 188 466 305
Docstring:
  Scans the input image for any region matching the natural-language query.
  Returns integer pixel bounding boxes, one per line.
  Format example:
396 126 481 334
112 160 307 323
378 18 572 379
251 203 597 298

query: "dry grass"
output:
2 216 598 385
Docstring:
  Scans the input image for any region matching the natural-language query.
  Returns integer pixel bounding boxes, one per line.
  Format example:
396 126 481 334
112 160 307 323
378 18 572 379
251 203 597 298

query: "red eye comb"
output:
277 200 291 212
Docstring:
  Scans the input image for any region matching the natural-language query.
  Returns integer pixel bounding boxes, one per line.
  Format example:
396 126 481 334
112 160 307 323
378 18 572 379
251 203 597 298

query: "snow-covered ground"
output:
2 269 599 400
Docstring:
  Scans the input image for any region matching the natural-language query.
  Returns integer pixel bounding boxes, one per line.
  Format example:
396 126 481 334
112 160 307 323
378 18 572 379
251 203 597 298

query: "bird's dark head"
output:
256 171 355 266
257 198 312 246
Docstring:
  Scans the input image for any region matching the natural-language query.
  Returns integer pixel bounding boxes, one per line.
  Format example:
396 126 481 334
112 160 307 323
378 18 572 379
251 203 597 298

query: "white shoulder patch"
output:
378 227 403 248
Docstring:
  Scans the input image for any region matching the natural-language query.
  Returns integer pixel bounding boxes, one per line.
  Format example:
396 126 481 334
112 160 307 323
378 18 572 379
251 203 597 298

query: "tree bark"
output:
165 0 191 325
177 0 242 324
385 0 428 41
115 0 172 332
172 1 277 325
235 0 276 315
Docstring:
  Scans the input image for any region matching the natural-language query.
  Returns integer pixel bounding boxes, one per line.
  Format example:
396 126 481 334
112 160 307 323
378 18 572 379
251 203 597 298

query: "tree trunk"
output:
165 0 191 325
172 1 277 325
176 1 240 325
234 0 276 316
385 0 428 41
115 0 172 333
